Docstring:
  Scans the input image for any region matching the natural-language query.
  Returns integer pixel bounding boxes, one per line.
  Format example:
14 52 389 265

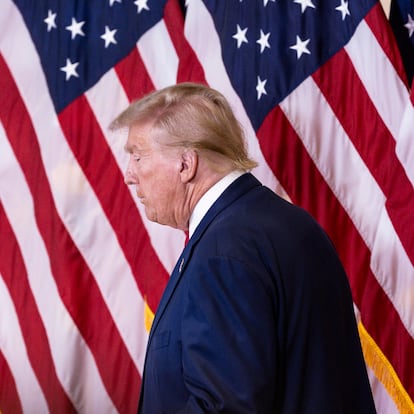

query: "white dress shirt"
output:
188 170 245 238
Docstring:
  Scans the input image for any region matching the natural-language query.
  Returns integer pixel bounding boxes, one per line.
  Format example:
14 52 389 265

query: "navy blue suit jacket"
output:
138 173 376 413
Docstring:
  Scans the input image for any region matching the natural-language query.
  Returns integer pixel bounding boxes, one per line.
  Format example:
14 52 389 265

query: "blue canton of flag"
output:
13 0 167 112
202 0 377 130
389 0 414 86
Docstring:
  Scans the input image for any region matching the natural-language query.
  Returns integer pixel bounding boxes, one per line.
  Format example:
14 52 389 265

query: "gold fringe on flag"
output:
358 321 414 414
144 296 155 333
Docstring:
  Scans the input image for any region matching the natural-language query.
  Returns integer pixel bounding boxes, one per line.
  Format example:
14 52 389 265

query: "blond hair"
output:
110 83 258 171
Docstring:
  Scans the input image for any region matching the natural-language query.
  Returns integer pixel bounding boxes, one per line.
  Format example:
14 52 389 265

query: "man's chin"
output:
144 207 159 224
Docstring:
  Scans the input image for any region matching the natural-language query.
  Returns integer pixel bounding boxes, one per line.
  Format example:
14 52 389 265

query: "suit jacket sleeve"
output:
179 254 279 413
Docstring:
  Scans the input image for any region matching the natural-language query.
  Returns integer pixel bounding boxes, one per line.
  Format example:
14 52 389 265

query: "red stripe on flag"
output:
0 349 22 414
0 55 140 414
313 48 414 268
58 95 169 314
0 203 76 413
115 47 155 102
257 105 414 400
163 0 207 84
365 3 409 86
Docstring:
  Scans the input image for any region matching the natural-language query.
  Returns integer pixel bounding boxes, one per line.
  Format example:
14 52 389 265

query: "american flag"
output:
0 0 413 412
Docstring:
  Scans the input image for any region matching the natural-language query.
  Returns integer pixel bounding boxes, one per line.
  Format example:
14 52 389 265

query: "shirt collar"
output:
188 170 245 238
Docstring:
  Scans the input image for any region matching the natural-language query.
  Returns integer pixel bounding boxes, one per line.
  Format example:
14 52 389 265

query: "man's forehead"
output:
124 124 152 151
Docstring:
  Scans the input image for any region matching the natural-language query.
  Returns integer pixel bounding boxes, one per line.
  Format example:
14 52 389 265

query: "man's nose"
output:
124 160 136 185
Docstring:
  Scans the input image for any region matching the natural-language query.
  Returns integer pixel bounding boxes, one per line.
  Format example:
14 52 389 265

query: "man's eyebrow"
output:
124 143 137 153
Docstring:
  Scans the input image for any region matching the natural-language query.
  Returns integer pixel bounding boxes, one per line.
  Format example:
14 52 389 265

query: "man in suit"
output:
111 83 376 413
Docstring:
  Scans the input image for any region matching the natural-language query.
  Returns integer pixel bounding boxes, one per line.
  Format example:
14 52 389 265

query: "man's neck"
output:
188 170 245 237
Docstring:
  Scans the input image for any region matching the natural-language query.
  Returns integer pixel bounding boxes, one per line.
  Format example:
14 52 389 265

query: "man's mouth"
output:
136 191 144 202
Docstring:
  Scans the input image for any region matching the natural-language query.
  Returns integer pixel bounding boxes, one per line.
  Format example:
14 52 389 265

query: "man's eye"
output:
133 156 140 162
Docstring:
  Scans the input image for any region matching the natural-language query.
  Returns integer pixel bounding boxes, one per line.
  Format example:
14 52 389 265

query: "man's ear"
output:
179 149 198 183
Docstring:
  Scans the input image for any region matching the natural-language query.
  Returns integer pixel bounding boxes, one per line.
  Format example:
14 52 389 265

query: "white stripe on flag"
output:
367 366 400 414
0 276 48 413
138 19 179 89
395 97 414 185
